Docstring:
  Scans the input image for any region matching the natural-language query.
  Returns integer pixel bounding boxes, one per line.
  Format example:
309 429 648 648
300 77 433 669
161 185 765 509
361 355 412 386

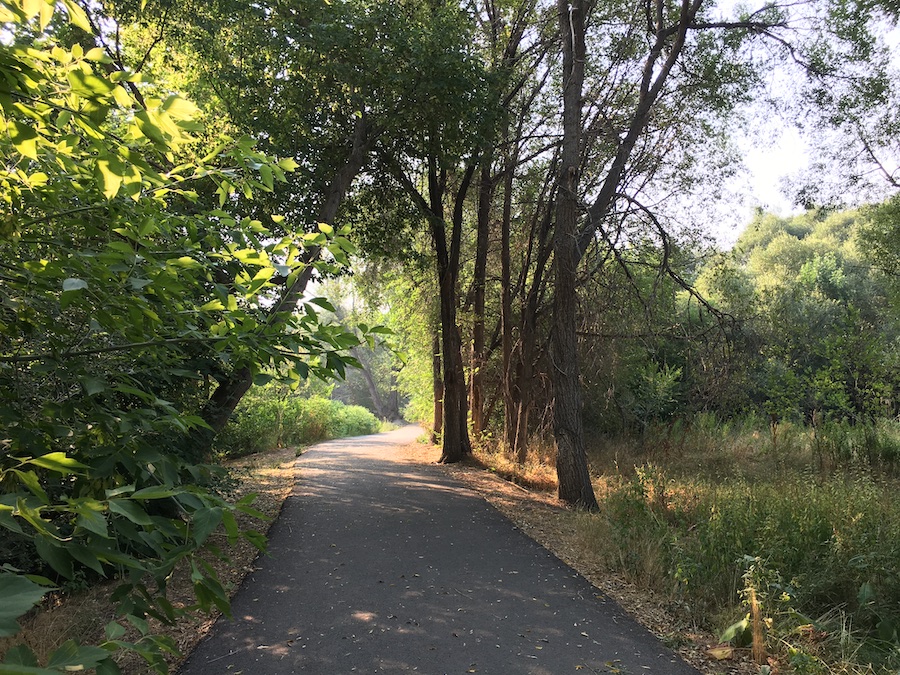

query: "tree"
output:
0 1 362 669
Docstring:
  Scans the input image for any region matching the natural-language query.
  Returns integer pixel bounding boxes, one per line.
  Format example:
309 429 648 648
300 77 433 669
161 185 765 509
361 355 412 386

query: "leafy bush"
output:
215 388 380 457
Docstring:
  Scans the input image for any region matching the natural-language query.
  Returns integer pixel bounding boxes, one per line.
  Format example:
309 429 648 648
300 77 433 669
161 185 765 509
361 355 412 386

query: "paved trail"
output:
179 426 699 674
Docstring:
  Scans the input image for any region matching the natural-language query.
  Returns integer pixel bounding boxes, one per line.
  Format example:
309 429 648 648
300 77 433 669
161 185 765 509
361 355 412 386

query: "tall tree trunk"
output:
384 154 475 463
500 149 517 454
552 0 598 510
470 159 493 439
430 160 476 463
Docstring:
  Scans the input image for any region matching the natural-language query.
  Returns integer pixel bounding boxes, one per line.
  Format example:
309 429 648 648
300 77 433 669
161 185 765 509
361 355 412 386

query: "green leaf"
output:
221 510 239 544
84 47 111 63
170 256 201 269
95 658 122 675
33 536 73 580
0 574 50 638
80 377 107 396
74 499 109 538
37 0 53 29
60 0 92 32
62 278 88 292
309 297 336 312
9 121 39 160
159 95 200 120
252 373 274 386
9 471 48 505
125 614 148 636
2 644 39 667
0 505 24 535
190 507 222 545
18 0 41 20
66 544 105 575
105 621 126 641
26 452 88 474
720 617 751 647
130 486 180 500
46 640 110 669
97 157 124 200
133 110 167 146
67 69 115 97
108 499 153 525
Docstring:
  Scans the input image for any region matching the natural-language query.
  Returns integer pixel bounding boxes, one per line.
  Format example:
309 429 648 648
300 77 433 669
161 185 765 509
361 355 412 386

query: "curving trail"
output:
178 425 699 674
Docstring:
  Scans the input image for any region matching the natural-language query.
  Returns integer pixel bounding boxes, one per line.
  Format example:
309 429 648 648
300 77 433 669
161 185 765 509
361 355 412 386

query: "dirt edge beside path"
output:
399 441 757 675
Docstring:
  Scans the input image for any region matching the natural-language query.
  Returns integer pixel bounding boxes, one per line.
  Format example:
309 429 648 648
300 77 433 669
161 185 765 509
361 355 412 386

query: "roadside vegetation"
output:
584 418 900 674
3 0 900 673
214 385 381 458
470 417 900 674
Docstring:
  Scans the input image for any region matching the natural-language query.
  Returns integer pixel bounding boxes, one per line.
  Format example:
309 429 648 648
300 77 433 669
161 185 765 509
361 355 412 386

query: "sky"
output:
713 126 808 248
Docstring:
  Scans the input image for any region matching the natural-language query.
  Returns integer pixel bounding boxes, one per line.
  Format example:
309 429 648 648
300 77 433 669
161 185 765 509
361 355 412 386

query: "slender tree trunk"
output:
470 159 493 439
500 137 520 456
195 117 375 454
514 319 536 463
431 331 444 445
552 0 598 510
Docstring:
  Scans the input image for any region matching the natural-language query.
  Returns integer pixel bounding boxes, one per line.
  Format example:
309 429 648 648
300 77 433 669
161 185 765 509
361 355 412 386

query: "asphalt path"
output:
178 425 700 675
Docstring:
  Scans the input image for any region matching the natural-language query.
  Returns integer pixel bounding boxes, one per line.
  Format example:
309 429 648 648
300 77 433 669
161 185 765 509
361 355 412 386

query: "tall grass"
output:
580 415 900 673
214 388 381 458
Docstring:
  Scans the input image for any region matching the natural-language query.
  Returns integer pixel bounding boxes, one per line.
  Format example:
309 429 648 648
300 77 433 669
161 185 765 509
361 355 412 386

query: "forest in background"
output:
1 0 899 672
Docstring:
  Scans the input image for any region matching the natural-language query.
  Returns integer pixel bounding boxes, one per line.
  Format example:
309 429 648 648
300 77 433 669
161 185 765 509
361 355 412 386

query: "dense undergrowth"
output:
214 386 382 458
581 415 900 674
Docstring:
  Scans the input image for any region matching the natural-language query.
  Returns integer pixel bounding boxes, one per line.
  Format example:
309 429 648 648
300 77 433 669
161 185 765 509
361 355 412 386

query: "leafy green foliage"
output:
0 1 364 670
584 209 899 431
214 388 380 458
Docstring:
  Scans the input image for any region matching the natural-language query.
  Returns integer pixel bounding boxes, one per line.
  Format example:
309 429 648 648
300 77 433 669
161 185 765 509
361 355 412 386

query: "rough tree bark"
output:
387 155 475 463
429 159 476 463
552 0 599 510
550 0 704 506
470 159 493 439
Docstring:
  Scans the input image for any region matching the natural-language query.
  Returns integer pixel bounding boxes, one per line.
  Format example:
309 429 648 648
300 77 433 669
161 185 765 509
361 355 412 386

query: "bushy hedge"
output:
214 388 381 458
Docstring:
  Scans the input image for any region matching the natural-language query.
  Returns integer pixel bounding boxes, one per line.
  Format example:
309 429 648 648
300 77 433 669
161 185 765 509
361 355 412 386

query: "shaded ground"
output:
178 426 700 674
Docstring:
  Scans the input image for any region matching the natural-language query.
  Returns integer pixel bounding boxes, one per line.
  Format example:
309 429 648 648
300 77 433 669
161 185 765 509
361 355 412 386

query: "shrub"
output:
215 388 381 458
